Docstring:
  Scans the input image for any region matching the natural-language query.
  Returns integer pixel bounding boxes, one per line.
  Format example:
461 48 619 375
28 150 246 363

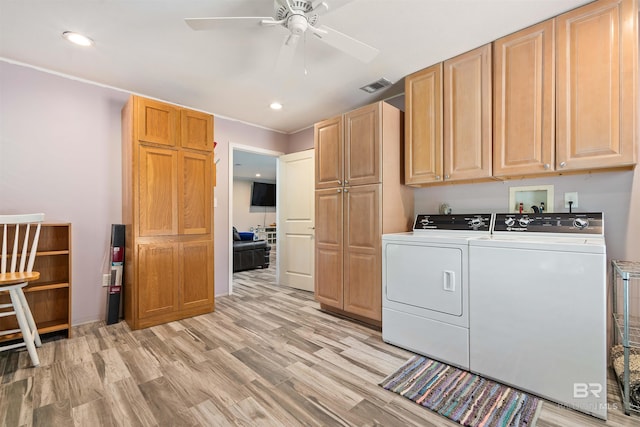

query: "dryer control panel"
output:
413 214 493 231
494 213 603 234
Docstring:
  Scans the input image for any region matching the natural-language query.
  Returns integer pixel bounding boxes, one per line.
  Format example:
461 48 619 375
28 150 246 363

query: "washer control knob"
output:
469 217 485 228
573 218 589 229
518 217 533 227
505 217 516 227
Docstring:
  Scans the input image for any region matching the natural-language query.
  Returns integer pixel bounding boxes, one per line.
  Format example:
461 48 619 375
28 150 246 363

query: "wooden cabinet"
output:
556 0 637 171
405 63 443 185
122 95 215 330
314 102 413 325
405 44 492 185
315 115 345 190
0 223 72 340
443 44 492 181
493 20 555 177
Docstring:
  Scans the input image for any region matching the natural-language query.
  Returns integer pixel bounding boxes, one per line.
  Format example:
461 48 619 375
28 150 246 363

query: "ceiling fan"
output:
185 0 379 69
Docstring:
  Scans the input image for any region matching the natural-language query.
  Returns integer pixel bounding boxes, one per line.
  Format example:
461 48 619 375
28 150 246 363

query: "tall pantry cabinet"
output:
314 101 414 325
122 96 215 330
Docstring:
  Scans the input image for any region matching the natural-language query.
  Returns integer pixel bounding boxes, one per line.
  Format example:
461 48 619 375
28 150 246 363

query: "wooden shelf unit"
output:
0 222 72 341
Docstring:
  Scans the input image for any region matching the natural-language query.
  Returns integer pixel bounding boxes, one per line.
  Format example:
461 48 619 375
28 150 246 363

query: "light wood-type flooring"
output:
1 255 639 426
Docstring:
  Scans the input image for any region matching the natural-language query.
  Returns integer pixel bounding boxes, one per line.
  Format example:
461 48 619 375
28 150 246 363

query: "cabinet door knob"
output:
435 175 441 180
337 180 341 185
344 180 349 184
560 162 566 168
544 163 550 170
337 188 341 193
444 174 450 180
344 189 349 193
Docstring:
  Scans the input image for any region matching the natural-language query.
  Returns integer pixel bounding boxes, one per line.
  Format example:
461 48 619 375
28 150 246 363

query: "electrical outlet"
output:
564 192 579 208
102 273 111 287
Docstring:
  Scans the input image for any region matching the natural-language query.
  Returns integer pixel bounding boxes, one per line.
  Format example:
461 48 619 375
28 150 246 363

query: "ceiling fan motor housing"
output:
287 14 308 35
276 0 319 32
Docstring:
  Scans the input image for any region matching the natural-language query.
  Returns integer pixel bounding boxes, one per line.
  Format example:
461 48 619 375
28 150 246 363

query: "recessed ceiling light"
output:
62 31 94 47
255 173 261 177
269 102 283 110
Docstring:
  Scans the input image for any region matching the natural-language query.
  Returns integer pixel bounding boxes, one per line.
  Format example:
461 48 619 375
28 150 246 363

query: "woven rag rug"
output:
611 344 640 407
380 355 541 427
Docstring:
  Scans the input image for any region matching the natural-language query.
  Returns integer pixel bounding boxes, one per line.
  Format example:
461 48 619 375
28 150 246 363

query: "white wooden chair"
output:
0 213 44 367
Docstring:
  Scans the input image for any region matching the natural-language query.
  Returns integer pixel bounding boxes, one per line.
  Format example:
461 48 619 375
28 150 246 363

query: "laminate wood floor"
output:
1 261 639 426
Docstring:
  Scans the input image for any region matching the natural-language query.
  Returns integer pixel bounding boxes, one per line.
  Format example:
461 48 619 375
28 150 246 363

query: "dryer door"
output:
384 243 463 316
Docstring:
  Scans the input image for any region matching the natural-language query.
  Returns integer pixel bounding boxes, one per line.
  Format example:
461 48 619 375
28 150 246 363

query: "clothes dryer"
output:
382 214 492 369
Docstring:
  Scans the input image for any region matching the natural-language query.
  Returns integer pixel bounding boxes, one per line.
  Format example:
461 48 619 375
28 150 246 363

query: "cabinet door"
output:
137 242 179 319
443 44 492 181
405 63 443 185
180 240 214 311
179 151 212 235
139 146 178 236
315 116 344 189
343 184 381 321
135 97 178 147
314 188 343 309
181 109 214 152
345 103 381 186
493 20 555 176
556 0 637 170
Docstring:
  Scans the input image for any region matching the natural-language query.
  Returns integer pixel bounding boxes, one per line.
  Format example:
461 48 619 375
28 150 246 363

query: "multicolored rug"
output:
380 355 541 427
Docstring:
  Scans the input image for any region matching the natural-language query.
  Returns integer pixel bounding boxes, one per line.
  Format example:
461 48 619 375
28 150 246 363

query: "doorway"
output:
228 144 282 295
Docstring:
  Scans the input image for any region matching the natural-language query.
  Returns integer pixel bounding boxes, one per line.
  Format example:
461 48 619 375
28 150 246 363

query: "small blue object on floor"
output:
380 355 541 427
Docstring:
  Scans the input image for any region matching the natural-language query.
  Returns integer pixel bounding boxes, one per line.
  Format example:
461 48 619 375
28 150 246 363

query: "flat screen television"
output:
251 182 276 207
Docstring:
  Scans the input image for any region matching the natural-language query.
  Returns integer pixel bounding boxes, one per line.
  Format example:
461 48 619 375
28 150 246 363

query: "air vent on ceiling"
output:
360 78 393 94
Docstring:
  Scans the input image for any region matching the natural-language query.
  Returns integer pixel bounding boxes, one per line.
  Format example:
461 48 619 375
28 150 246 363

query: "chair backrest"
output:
0 213 45 274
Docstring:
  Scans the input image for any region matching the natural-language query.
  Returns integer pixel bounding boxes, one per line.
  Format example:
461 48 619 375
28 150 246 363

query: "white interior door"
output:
277 149 315 291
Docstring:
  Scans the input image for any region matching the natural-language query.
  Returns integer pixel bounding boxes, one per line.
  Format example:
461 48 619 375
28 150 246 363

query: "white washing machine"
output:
469 213 607 419
382 213 493 369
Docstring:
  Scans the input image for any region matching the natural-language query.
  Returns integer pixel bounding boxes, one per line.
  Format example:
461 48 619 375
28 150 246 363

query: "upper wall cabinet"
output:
136 98 179 147
315 115 344 189
556 0 637 171
405 44 492 186
443 44 492 182
493 20 555 177
181 109 215 152
405 63 443 185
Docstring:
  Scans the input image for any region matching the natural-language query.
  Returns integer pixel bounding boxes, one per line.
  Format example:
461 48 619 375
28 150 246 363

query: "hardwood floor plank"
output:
229 396 285 426
66 360 105 407
231 347 292 386
119 346 162 384
104 377 157 427
138 376 199 426
285 361 363 411
33 362 69 408
92 347 131 385
0 377 33 426
72 397 118 427
32 399 74 427
190 398 237 426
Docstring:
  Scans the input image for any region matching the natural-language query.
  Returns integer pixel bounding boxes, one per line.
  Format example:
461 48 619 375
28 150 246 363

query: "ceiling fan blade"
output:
274 34 299 75
311 0 356 15
185 17 270 31
312 25 379 63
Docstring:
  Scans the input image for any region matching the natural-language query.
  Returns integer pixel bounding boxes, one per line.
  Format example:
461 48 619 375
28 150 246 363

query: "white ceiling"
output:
0 0 593 134
233 150 278 180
